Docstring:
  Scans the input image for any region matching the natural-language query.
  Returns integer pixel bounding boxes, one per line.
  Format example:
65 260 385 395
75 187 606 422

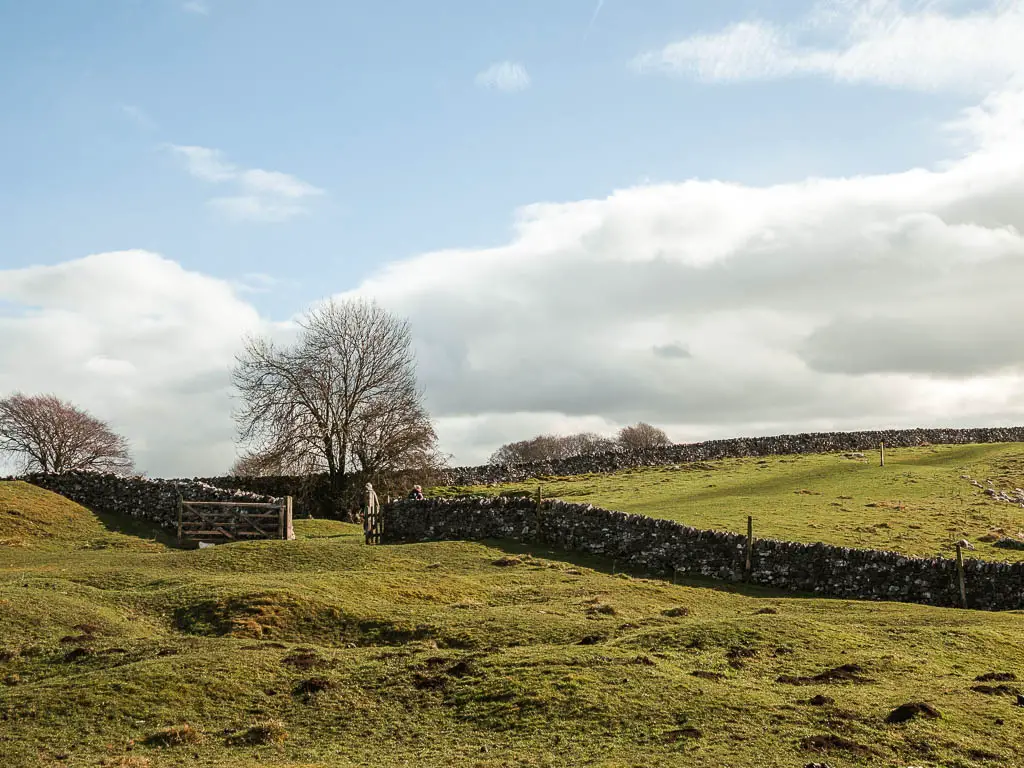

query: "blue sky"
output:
1 0 962 314
2 0 1024 475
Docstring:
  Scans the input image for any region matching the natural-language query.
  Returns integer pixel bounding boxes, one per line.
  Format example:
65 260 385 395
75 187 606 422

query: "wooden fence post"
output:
536 485 543 542
955 542 967 608
880 441 885 467
285 496 293 540
745 515 753 580
177 493 183 545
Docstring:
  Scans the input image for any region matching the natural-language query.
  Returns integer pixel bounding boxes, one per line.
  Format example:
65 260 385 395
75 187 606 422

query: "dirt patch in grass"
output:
282 649 326 670
691 670 726 681
143 723 202 747
800 734 871 755
293 677 333 697
804 695 835 706
585 601 617 617
976 672 1017 682
226 719 287 747
661 606 690 617
62 646 94 663
447 660 474 677
885 702 941 724
777 663 871 686
412 672 447 690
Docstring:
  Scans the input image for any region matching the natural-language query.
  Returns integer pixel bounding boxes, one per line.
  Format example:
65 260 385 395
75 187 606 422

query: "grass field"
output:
4 474 1024 767
442 443 1024 561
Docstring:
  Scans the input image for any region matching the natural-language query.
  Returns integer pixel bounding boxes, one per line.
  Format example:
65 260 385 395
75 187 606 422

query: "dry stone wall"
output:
383 497 1024 611
19 472 282 534
191 475 327 517
444 426 1024 485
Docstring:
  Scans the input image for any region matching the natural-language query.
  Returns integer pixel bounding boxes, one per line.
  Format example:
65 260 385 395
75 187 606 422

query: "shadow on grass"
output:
92 510 182 549
449 536 807 602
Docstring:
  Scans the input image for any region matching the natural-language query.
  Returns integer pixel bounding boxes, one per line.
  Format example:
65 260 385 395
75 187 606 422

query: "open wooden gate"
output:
363 484 382 544
176 496 293 546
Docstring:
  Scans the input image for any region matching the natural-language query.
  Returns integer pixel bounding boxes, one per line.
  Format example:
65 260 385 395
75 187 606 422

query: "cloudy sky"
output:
2 0 1024 476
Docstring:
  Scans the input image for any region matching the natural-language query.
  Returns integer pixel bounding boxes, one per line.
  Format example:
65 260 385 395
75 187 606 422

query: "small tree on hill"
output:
232 298 444 515
0 393 135 475
616 422 672 452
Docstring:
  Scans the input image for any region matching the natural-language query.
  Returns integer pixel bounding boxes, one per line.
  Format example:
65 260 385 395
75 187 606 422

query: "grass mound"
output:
0 480 165 551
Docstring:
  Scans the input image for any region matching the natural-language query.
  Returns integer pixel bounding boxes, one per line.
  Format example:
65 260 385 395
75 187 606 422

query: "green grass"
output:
442 443 1024 561
3 477 1024 767
0 480 170 552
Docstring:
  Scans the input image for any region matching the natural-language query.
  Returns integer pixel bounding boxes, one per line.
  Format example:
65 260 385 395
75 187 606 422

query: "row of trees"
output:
488 422 671 465
1 297 674 515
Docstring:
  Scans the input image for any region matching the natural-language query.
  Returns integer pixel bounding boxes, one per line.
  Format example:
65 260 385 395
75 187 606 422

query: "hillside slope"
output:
3 518 1024 767
445 442 1024 561
0 480 167 552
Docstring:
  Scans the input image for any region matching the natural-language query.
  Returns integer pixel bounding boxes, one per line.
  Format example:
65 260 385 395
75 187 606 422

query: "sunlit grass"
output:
443 443 1024 560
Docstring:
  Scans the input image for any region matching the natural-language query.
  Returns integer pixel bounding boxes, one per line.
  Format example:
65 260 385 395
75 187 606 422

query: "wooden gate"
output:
177 496 293 546
363 484 382 545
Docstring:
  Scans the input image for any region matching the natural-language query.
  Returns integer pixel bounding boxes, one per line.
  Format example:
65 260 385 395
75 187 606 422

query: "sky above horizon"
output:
2 0 1024 476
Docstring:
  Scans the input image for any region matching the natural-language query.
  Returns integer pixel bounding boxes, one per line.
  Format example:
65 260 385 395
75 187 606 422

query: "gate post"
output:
177 493 183 545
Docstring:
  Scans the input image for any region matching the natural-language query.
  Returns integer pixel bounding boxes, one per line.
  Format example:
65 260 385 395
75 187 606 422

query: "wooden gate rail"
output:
177 496 293 546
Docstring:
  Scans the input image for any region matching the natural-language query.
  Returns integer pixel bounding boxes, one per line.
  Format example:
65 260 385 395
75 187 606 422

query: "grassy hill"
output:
443 443 1024 561
3 477 1024 767
0 480 168 552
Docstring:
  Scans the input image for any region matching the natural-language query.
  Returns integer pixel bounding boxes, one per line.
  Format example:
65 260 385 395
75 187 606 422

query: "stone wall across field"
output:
443 426 1024 485
382 497 1024 611
19 472 289 537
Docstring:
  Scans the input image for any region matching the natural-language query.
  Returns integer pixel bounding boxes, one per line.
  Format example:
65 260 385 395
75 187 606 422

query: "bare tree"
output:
488 431 618 465
0 393 135 475
228 448 310 477
562 431 618 457
616 422 672 452
232 298 442 514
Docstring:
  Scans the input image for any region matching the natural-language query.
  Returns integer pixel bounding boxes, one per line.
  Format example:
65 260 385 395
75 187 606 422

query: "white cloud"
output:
475 61 532 92
169 145 323 222
0 251 287 477
182 1 209 15
5 4 1024 472
633 0 1024 94
336 83 1024 464
4 86 1024 473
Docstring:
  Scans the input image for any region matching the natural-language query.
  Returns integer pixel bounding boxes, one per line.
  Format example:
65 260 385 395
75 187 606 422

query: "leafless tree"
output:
562 431 618 457
228 448 311 477
616 422 672 452
232 298 443 514
488 431 618 465
0 393 135 475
